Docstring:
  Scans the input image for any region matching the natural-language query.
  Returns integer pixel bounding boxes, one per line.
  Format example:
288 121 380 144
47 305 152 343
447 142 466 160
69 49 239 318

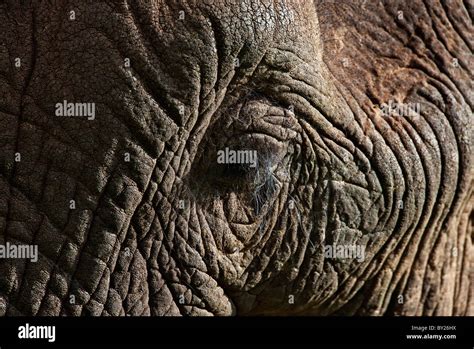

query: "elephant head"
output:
0 0 472 316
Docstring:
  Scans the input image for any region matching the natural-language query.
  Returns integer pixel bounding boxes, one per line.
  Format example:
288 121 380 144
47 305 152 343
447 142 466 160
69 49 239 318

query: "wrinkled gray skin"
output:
0 0 472 316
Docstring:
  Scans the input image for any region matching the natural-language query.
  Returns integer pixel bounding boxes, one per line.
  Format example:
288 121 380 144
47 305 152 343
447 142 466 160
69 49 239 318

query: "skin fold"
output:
0 0 471 316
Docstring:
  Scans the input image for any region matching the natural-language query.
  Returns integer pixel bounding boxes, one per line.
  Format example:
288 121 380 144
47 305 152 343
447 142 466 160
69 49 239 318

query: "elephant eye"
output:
186 92 294 207
212 148 259 189
218 162 252 180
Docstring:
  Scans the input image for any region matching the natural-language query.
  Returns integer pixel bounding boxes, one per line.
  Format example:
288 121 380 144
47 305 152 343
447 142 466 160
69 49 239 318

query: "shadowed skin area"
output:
0 0 471 316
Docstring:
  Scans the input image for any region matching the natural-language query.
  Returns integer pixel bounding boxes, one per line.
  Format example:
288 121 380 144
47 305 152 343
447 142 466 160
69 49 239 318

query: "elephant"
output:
0 0 472 316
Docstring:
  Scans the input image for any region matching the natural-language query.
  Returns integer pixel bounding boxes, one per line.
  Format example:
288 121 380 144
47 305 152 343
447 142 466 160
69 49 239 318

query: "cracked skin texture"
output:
0 0 472 316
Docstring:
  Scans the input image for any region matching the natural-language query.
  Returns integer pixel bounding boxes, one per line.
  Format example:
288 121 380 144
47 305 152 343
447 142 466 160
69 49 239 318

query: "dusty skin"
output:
0 0 472 316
